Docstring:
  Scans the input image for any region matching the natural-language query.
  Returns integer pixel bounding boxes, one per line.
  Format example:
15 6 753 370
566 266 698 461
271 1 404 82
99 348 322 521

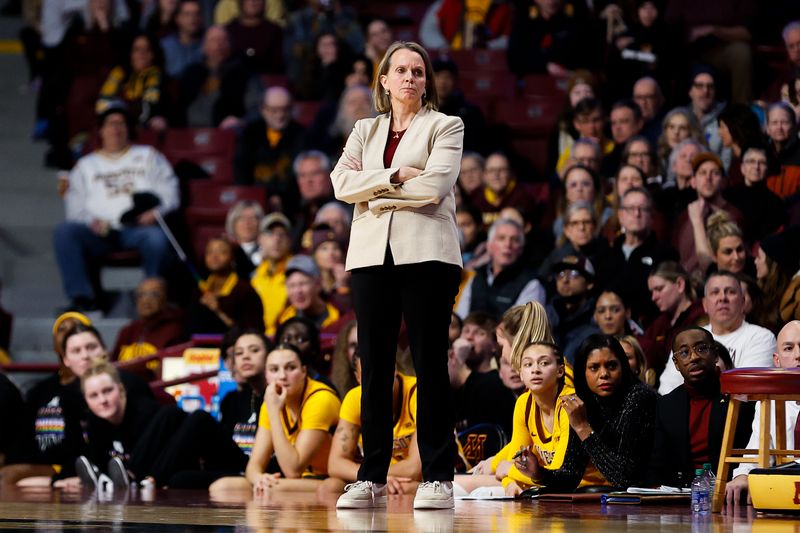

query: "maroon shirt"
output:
384 128 406 168
673 199 744 275
687 386 713 468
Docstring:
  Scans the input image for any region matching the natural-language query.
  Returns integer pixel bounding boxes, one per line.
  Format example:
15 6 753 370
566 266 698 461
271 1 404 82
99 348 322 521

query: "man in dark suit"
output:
645 326 754 487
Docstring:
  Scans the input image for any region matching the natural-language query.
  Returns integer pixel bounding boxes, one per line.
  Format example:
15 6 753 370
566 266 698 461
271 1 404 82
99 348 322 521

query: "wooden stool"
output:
712 368 800 512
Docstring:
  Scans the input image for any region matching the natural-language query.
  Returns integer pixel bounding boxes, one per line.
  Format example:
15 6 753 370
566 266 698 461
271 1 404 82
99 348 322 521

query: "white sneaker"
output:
413 481 455 509
336 481 388 509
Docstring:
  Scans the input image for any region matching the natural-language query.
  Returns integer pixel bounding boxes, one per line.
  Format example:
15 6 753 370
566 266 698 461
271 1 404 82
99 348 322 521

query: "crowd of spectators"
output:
2 0 800 506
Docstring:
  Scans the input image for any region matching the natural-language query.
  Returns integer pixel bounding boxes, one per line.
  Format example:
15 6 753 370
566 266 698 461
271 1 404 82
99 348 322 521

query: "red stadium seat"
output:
459 71 517 101
520 74 569 99
260 74 290 89
493 96 562 136
185 182 267 227
162 128 235 160
82 127 162 155
294 100 323 128
66 73 109 142
392 24 419 42
162 128 236 182
447 49 509 74
363 2 428 26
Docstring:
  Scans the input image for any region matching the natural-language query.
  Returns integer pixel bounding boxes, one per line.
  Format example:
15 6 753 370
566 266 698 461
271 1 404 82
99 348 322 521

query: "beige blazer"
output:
331 107 465 271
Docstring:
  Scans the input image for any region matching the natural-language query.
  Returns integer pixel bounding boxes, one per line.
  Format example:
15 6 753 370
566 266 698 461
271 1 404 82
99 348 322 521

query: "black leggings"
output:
351 248 461 482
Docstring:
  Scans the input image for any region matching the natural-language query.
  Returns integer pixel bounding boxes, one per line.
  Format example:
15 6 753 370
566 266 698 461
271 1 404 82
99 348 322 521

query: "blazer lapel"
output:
673 387 691 469
369 113 391 170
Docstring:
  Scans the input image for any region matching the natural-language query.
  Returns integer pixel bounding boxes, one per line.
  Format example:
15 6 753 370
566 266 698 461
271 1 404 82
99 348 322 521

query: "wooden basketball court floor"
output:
0 487 795 532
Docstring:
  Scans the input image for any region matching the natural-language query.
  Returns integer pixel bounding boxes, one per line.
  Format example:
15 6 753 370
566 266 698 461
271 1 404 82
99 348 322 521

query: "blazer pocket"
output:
416 211 450 222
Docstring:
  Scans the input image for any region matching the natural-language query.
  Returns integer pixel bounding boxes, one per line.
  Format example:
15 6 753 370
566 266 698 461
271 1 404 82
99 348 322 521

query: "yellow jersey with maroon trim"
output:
339 374 417 464
499 384 575 489
258 377 341 477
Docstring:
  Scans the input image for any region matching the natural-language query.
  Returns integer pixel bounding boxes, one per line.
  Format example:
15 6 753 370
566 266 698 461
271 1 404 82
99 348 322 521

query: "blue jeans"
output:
53 221 173 301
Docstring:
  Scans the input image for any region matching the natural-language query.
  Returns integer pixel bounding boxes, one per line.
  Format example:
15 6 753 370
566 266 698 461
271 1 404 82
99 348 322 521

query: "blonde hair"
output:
617 335 654 386
80 361 123 394
502 301 555 371
706 211 743 254
225 200 264 240
373 41 439 114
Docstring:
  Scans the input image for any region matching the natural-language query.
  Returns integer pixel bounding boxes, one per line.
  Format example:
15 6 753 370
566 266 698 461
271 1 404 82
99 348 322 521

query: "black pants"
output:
351 247 461 482
130 408 248 487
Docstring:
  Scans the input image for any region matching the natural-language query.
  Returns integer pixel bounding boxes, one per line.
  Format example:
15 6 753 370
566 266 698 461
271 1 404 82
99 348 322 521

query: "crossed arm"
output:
330 116 464 213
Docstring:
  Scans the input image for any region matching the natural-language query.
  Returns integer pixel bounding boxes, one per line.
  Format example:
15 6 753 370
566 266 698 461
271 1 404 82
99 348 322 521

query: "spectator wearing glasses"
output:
610 187 678 326
111 277 185 373
469 152 541 230
716 104 763 186
622 136 661 186
458 152 485 196
645 326 755 488
684 66 729 169
275 316 335 385
658 271 776 395
632 77 666 145
553 165 614 241
539 202 614 289
278 255 341 333
556 98 614 176
456 218 545 320
723 145 786 245
235 87 305 208
545 255 600 364
568 138 603 175
764 103 800 200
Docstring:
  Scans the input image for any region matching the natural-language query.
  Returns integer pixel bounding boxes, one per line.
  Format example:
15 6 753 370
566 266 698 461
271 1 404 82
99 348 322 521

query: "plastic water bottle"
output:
702 463 716 494
691 468 710 514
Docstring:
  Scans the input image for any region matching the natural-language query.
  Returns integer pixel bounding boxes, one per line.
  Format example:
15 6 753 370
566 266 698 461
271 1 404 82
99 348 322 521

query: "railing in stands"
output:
0 335 224 375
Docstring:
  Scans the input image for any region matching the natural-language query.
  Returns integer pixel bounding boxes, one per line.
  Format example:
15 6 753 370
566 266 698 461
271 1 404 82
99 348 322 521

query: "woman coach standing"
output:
331 41 464 510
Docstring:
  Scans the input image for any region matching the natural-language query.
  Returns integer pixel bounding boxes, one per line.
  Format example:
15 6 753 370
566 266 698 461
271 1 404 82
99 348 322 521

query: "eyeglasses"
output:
557 269 583 280
620 205 651 214
692 82 714 90
743 159 767 166
674 342 711 360
567 219 593 228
